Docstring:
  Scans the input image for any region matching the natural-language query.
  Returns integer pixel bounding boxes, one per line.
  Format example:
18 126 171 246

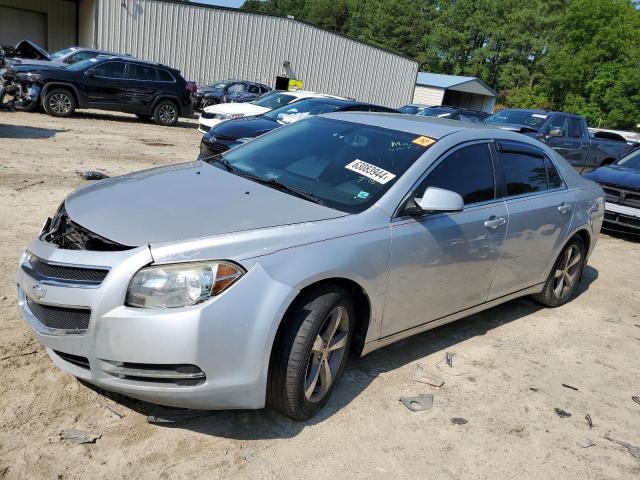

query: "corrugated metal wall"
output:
0 0 76 51
412 85 445 106
93 0 418 107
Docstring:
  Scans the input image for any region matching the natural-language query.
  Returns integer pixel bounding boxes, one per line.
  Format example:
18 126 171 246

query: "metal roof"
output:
416 72 497 97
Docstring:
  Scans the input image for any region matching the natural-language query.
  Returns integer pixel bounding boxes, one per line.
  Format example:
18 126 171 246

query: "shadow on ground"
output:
83 266 598 440
72 111 198 129
0 123 66 139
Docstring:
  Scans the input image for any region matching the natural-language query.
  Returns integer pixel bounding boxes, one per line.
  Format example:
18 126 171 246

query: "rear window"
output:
157 69 174 82
128 64 157 81
499 151 548 196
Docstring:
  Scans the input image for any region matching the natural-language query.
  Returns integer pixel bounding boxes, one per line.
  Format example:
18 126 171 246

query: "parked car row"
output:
192 79 272 110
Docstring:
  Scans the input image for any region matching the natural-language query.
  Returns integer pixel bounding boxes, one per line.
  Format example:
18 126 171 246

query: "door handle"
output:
558 203 573 214
484 217 506 229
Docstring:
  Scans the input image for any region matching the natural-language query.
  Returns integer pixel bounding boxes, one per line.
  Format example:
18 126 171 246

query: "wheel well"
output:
273 278 372 361
572 229 591 254
44 84 78 105
153 96 180 114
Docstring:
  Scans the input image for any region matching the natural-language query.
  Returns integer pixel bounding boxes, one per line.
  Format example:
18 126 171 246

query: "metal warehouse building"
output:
413 72 497 113
0 0 419 107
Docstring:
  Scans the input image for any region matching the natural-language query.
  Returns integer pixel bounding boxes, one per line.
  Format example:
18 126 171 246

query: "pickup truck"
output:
485 109 635 173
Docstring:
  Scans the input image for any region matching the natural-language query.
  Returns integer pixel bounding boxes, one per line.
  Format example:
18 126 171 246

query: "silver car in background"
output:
16 113 604 420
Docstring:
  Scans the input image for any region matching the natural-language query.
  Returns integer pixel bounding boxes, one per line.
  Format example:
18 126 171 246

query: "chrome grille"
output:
201 140 229 155
23 254 108 287
26 297 91 334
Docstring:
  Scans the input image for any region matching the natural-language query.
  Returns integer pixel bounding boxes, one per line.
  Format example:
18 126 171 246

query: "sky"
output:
196 0 245 8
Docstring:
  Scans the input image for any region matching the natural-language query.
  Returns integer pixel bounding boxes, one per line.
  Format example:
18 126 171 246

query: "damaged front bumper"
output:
16 232 296 410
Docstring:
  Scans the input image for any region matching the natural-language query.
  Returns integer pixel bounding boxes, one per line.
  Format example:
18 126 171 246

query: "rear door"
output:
125 63 161 112
488 140 573 299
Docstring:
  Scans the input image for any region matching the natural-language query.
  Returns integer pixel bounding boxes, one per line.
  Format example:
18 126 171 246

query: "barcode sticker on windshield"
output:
532 114 548 119
345 159 396 184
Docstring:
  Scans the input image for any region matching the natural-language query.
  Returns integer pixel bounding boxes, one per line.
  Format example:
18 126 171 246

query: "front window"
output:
205 116 433 213
253 93 296 109
50 47 75 59
616 149 640 169
66 58 99 71
485 110 548 129
210 81 230 89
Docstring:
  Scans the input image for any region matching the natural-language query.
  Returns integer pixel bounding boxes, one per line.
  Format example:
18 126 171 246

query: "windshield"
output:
50 47 74 59
205 116 432 213
616 148 640 169
253 93 297 109
485 110 548 128
264 98 345 123
419 107 456 118
65 57 99 71
209 81 229 89
399 105 425 115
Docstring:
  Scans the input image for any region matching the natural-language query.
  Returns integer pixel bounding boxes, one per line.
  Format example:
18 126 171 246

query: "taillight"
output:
186 82 197 94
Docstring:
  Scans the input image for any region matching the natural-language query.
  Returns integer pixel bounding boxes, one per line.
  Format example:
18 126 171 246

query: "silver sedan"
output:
16 113 604 420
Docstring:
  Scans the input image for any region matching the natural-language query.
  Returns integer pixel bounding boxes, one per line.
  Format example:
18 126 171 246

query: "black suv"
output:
6 56 194 126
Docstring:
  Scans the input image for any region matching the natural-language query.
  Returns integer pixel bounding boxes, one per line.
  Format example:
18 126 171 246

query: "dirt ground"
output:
0 109 639 480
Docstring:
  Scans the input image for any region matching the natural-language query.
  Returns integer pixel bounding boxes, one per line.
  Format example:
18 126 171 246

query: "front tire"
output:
201 98 218 109
43 88 75 117
532 236 586 307
268 285 354 420
153 100 179 126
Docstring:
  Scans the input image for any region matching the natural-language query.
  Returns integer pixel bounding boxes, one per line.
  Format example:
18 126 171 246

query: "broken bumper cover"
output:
16 236 296 410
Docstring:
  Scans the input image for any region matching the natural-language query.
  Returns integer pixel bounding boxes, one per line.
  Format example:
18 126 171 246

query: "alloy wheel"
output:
158 104 176 124
49 93 72 114
553 244 582 298
304 305 349 403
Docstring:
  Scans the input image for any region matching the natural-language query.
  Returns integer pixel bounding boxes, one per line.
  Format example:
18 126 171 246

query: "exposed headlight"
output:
125 261 245 309
16 72 42 83
235 137 254 144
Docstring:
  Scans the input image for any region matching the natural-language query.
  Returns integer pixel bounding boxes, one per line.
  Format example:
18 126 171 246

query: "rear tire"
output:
532 236 586 307
153 100 178 126
268 285 354 420
43 88 75 117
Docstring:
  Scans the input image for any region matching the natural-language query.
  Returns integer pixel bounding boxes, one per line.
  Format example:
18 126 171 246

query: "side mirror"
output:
414 187 464 213
84 71 95 78
548 128 563 137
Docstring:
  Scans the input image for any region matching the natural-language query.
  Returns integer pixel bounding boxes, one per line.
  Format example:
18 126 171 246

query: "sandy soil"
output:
0 109 639 480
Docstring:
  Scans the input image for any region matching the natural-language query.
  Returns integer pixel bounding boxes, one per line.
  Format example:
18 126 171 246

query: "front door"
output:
488 140 573 299
383 142 508 337
84 61 127 105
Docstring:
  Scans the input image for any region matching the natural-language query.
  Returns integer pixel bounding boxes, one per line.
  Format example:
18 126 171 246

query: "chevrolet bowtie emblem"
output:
32 284 47 300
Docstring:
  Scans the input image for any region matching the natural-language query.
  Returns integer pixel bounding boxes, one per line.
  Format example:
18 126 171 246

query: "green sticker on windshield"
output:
357 191 370 199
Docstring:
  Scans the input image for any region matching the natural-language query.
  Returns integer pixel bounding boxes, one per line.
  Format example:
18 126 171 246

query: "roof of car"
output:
97 55 175 70
323 111 487 139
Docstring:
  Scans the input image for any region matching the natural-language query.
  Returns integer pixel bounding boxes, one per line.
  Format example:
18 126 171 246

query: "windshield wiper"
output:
203 155 327 206
250 177 327 206
203 154 237 173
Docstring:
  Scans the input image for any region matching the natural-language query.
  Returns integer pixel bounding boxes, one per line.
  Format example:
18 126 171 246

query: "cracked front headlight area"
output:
125 261 245 309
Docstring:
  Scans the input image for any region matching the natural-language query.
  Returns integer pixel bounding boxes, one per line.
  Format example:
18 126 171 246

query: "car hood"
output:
582 164 640 190
204 102 270 116
64 161 347 246
12 40 50 60
208 116 278 140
